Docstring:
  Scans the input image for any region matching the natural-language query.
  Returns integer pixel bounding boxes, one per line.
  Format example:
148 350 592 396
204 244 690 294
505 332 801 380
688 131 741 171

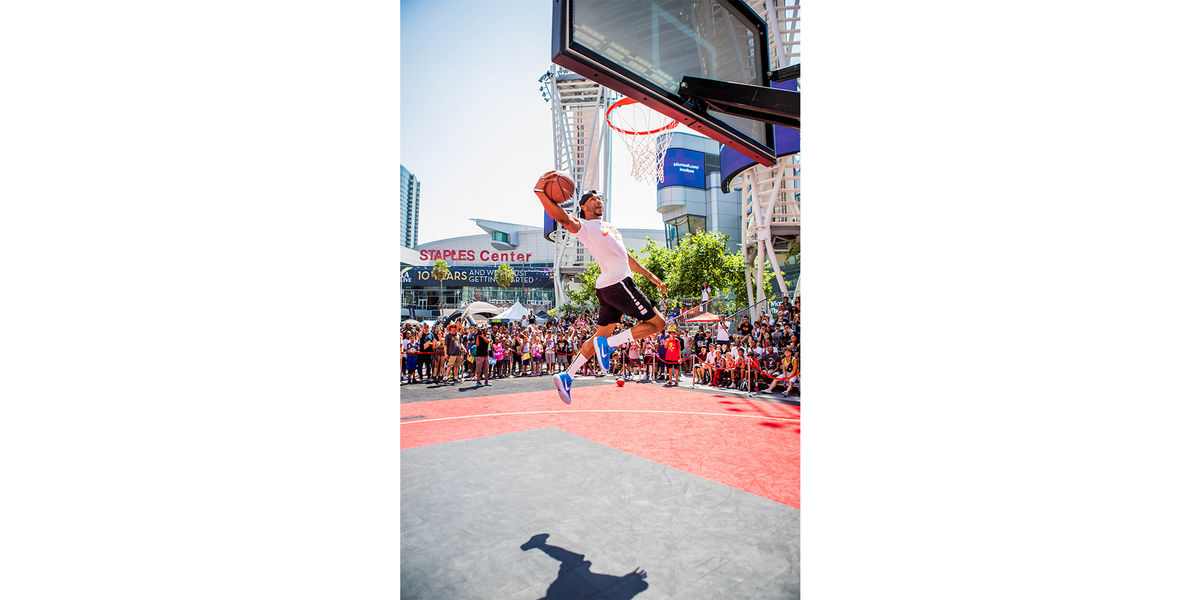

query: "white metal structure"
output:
736 0 801 316
539 66 614 307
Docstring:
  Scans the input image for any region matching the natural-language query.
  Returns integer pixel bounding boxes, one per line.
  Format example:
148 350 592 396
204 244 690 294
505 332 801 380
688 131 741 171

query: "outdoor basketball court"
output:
403 0 799 596
401 377 800 599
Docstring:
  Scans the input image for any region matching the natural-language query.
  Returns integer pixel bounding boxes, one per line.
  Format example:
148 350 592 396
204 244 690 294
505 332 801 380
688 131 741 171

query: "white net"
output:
606 98 680 185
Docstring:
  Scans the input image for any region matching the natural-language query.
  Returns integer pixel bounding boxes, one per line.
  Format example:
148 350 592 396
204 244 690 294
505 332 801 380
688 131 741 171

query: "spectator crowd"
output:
401 296 800 397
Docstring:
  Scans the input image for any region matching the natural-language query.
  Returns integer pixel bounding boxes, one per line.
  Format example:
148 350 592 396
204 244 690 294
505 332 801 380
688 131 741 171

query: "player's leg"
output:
592 279 665 372
571 323 615 374
553 320 616 405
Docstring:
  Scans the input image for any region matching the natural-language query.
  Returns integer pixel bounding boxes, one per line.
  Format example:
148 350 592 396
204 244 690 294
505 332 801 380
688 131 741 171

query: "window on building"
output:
490 231 510 244
665 214 706 249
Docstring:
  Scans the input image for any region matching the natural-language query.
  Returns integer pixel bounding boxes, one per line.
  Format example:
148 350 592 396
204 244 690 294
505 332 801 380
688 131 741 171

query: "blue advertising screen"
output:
401 265 555 289
657 148 707 190
718 78 800 192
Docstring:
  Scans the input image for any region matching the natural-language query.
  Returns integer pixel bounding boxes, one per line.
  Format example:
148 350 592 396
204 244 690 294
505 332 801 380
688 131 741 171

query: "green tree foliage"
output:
670 230 746 307
431 260 451 314
431 260 450 282
632 240 670 306
724 251 749 308
783 239 800 265
493 263 515 289
561 233 749 314
565 261 600 312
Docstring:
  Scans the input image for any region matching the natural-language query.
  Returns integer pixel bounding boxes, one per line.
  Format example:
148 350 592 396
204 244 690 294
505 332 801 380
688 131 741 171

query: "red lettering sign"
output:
417 248 537 263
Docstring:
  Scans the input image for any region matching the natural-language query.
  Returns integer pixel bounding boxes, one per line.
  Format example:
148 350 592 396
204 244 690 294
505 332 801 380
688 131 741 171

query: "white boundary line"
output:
399 409 802 425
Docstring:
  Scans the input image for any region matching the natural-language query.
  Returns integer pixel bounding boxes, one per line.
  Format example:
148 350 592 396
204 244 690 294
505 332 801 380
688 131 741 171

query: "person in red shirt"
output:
663 328 682 387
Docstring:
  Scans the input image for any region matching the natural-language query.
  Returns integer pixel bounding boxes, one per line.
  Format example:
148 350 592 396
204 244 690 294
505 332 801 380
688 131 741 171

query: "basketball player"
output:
534 171 667 404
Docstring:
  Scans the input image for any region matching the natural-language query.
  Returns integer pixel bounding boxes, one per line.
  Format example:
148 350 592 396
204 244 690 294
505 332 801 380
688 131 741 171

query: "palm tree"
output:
431 260 450 320
494 264 515 303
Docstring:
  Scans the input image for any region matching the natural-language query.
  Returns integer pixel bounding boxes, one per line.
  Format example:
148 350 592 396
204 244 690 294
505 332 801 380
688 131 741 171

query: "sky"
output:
401 0 674 244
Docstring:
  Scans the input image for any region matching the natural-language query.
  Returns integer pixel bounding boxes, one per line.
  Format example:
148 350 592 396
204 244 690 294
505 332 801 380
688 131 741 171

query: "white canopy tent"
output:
494 300 531 323
446 301 503 325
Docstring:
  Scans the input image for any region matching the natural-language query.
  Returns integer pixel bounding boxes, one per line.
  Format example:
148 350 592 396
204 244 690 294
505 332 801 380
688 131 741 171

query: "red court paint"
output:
401 385 801 509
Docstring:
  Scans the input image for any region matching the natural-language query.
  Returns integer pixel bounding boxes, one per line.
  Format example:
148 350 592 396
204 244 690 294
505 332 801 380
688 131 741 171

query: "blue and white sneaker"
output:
553 372 573 404
593 337 613 373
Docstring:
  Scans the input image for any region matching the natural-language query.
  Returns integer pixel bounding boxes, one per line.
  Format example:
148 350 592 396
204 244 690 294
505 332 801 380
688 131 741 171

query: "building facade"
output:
401 218 665 319
655 133 743 254
401 165 420 249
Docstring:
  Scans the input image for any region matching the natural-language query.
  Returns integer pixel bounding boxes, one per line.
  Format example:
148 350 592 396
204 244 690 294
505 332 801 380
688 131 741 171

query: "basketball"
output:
616 378 625 387
542 171 575 205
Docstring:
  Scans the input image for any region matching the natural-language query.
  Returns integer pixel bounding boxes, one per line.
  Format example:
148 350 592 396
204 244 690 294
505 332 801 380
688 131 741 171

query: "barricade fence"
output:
406 347 800 390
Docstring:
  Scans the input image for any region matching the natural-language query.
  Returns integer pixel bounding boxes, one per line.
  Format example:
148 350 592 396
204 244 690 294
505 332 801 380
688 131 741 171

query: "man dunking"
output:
534 171 667 404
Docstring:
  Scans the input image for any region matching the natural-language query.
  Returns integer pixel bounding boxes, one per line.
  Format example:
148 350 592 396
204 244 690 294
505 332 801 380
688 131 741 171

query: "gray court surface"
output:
401 427 799 599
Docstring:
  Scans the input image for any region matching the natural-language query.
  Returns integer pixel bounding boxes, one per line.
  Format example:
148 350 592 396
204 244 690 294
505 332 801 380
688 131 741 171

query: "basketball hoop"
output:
606 97 680 185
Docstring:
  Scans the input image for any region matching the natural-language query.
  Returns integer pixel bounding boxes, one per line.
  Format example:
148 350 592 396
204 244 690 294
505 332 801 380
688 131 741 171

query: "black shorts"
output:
596 277 655 326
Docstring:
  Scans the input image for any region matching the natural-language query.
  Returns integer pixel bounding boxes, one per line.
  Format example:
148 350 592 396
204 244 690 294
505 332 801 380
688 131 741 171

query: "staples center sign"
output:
417 249 534 263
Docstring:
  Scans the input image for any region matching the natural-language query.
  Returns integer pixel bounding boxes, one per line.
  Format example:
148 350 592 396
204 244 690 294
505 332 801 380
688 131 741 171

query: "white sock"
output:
566 352 588 377
607 329 634 347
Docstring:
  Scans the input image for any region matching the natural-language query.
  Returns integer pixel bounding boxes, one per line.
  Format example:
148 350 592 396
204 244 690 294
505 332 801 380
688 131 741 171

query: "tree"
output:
431 260 450 318
569 244 672 311
494 264 515 291
565 261 600 312
670 230 744 307
633 240 672 307
722 251 749 309
562 233 746 316
494 263 516 305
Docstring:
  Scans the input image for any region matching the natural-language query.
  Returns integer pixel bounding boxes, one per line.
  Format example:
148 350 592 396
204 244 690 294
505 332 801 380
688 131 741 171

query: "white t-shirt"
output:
715 322 730 342
574 218 633 289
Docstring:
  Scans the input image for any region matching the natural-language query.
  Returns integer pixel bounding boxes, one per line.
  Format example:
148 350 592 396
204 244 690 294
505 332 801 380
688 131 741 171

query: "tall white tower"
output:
736 0 801 315
539 66 614 307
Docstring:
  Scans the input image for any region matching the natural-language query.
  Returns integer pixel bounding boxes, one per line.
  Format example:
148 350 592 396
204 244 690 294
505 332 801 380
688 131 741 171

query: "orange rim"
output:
605 97 680 136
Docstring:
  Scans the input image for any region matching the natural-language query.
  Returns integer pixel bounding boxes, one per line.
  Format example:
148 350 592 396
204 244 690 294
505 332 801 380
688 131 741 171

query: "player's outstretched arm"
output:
533 171 581 234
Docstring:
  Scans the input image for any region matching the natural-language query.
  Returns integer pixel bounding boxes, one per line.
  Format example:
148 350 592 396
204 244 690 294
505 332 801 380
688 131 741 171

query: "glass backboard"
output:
552 0 777 166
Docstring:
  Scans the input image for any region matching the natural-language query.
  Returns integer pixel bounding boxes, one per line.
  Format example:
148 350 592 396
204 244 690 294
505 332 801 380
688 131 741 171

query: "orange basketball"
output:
543 171 575 205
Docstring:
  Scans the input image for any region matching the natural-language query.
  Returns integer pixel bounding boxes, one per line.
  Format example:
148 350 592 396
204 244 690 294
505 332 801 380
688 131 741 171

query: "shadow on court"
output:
520 533 648 600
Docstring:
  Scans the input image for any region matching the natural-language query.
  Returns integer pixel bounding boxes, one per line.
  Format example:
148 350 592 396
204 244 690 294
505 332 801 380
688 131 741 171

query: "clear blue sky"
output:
401 0 669 245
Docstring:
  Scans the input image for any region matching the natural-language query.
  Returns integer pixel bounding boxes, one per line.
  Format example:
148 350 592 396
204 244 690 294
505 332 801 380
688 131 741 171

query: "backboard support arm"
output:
768 63 801 82
678 76 800 130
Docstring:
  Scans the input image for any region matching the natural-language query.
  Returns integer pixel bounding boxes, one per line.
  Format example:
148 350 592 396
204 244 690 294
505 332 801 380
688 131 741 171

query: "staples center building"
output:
401 218 665 319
